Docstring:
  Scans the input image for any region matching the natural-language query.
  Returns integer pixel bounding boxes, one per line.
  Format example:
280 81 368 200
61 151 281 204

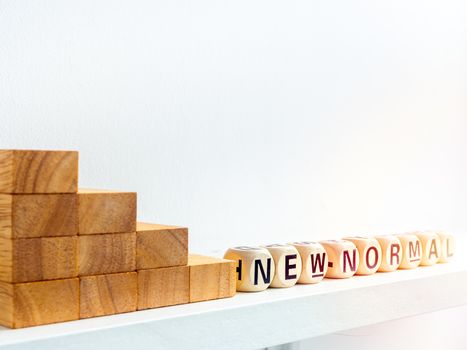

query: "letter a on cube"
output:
414 231 441 266
223 247 275 292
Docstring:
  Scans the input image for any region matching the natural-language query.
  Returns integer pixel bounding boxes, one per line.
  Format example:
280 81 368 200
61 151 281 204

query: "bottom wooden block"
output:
0 278 79 329
80 272 137 319
137 266 189 310
188 254 236 303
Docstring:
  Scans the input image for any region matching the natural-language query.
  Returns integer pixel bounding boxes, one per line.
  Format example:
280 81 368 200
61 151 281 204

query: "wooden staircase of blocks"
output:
0 149 236 329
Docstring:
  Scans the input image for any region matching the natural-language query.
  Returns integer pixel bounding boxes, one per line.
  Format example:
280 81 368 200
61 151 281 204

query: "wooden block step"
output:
0 150 78 194
136 222 188 269
188 254 236 303
78 189 136 235
0 193 78 239
0 236 78 283
79 232 136 276
80 272 137 319
0 278 79 328
137 266 189 310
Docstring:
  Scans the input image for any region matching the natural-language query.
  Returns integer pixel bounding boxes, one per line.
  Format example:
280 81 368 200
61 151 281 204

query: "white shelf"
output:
1 243 466 350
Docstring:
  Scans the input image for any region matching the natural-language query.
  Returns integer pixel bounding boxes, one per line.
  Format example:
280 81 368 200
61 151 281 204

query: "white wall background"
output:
1 0 466 349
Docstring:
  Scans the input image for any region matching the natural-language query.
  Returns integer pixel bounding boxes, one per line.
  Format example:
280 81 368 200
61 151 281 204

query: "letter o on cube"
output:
320 240 359 278
223 246 275 292
342 236 381 275
374 235 402 272
291 241 327 284
436 232 455 263
396 234 422 269
414 231 441 266
263 244 302 288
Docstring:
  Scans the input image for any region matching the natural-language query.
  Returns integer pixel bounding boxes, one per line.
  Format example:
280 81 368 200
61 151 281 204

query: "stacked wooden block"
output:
0 150 235 329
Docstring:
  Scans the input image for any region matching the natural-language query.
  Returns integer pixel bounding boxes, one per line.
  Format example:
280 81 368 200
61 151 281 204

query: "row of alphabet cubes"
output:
224 232 455 292
0 223 188 283
0 255 236 328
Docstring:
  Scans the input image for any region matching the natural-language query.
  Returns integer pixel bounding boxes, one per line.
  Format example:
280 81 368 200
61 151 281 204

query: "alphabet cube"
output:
437 232 455 263
413 231 441 266
0 193 78 239
263 244 301 288
396 234 422 269
342 236 381 275
223 246 275 292
291 241 327 284
0 278 79 328
136 222 188 269
188 255 236 302
320 240 359 278
0 236 78 283
79 232 136 276
374 235 402 272
137 266 189 310
80 272 137 319
78 189 136 235
0 150 78 194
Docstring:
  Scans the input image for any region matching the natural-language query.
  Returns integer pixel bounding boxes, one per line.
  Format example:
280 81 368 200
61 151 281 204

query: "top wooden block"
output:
0 150 78 194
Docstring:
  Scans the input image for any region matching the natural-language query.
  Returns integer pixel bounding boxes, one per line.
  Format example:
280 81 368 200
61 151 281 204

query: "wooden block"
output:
374 235 402 272
223 246 274 292
188 254 236 302
342 236 382 275
437 231 455 263
0 150 78 194
136 222 188 269
320 240 359 278
78 189 136 235
396 234 422 269
413 231 441 266
137 266 189 310
0 236 78 283
0 193 78 239
262 244 302 288
291 241 328 284
79 232 136 276
0 278 79 328
80 272 137 319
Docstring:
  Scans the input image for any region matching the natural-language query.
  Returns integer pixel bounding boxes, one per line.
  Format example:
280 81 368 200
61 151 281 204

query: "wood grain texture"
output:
79 232 136 276
188 254 236 303
0 150 78 194
136 222 188 269
78 189 136 235
0 237 78 283
80 272 137 319
0 194 77 239
137 266 189 310
0 278 79 329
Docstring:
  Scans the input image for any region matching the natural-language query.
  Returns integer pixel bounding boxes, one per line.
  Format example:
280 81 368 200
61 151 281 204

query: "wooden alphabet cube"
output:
223 246 275 292
436 232 455 263
136 222 188 269
320 240 359 278
80 272 137 319
0 150 78 194
0 236 78 283
188 254 236 302
137 266 189 310
0 278 79 328
262 244 302 288
374 235 402 272
396 234 422 269
413 231 441 266
342 236 381 275
79 232 136 276
0 193 78 239
291 241 328 284
78 189 136 235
